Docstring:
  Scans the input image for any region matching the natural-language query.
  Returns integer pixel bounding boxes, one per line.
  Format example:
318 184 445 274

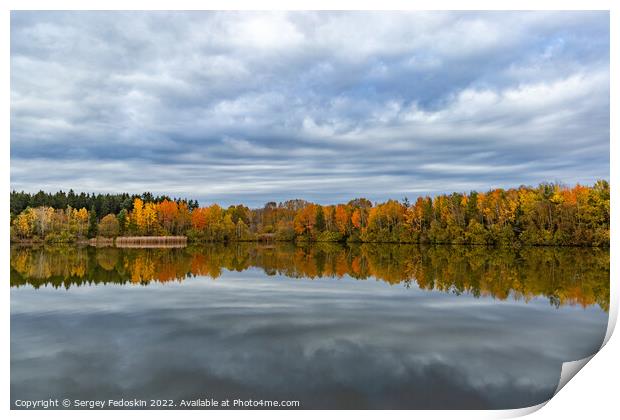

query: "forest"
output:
10 180 610 246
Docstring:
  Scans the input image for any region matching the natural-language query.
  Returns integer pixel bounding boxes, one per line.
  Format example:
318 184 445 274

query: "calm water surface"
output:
10 243 609 409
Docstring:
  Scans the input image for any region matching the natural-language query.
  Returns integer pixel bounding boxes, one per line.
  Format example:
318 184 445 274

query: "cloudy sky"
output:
10 11 609 207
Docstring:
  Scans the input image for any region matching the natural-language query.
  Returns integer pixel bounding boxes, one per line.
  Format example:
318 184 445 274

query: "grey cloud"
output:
10 11 609 206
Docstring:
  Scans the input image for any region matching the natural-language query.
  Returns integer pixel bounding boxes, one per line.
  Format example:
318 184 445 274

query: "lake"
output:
10 243 609 409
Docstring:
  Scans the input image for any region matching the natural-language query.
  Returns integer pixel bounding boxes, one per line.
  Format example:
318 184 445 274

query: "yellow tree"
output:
72 207 89 237
132 198 145 234
12 209 36 238
143 202 159 235
222 213 235 240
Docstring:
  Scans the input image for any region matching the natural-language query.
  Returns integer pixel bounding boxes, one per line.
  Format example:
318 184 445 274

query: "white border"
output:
2 2 617 419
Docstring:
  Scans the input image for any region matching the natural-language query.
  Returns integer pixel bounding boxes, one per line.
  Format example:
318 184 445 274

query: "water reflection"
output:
10 243 610 311
11 244 610 409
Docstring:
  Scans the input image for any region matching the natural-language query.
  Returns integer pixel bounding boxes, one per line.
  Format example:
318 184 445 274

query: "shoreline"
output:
9 236 610 248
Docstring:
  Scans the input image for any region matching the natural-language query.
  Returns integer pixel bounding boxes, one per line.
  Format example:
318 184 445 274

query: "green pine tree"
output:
88 205 98 238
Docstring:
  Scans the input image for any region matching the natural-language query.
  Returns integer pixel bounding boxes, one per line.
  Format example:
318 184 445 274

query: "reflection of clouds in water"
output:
11 271 608 409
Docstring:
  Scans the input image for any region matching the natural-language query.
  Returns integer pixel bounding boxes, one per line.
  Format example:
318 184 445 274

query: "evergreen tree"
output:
117 209 128 235
88 205 98 238
315 206 326 232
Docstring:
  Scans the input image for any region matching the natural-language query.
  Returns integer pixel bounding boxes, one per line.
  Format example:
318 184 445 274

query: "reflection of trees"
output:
96 248 118 271
10 243 609 311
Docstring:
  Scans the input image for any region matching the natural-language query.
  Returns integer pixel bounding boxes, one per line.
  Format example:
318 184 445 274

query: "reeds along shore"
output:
114 236 187 248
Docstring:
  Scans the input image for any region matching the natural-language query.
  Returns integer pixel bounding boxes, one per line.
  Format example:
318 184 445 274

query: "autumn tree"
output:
294 204 317 237
98 214 120 237
143 202 159 235
130 198 145 234
73 207 89 238
334 205 349 234
157 199 178 234
12 208 36 239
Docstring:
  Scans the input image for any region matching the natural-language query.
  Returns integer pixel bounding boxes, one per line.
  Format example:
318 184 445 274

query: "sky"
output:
10 11 610 207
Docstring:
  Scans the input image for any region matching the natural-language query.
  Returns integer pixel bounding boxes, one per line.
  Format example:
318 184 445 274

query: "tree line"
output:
10 180 609 246
10 190 199 218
